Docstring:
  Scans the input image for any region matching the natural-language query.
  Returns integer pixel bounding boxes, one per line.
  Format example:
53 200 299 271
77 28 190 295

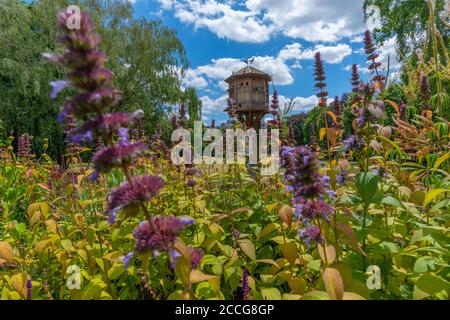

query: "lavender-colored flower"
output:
179 216 195 225
107 175 164 223
149 124 170 160
186 179 197 187
354 107 365 128
132 216 194 254
169 249 182 269
121 252 134 270
298 199 334 222
344 134 365 153
298 225 324 248
281 146 326 200
336 169 348 186
49 80 71 99
70 111 143 143
46 11 121 123
227 98 237 118
185 167 200 176
350 64 364 104
118 128 130 145
26 278 32 300
242 267 249 300
231 229 241 241
188 247 204 269
287 124 296 146
373 166 389 178
92 142 147 177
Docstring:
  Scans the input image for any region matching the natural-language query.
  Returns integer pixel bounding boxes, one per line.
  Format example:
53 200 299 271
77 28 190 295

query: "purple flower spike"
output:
242 268 249 300
107 175 164 223
92 142 147 175
26 278 32 300
49 80 71 99
133 216 194 253
300 199 334 222
118 128 130 145
298 225 324 248
188 247 204 269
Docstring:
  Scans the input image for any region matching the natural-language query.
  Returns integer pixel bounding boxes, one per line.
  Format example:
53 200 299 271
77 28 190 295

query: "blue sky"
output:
131 0 397 124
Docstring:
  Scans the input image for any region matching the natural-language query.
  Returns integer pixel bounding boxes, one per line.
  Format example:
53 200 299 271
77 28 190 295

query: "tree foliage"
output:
0 0 196 160
364 0 449 58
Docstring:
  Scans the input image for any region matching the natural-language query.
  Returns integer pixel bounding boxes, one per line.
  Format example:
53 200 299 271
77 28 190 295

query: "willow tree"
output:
0 0 192 159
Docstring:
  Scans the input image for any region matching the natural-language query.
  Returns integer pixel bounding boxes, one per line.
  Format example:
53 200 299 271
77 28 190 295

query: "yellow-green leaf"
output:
0 241 13 262
322 267 344 300
237 239 256 262
423 189 449 207
280 242 298 266
318 244 336 266
261 287 282 300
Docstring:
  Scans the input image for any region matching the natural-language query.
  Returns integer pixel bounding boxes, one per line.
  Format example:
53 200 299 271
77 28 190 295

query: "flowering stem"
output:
317 218 328 266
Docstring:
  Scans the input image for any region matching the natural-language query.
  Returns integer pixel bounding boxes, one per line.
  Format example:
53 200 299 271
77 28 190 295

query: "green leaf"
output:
258 223 278 239
300 291 330 300
261 287 282 300
433 152 450 169
107 263 125 280
237 239 256 263
413 256 437 273
381 196 405 209
355 172 380 204
175 256 191 286
79 283 102 300
415 273 450 295
423 189 449 207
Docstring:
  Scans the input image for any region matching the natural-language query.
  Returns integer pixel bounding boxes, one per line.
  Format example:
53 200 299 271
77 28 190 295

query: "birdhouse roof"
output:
225 66 272 83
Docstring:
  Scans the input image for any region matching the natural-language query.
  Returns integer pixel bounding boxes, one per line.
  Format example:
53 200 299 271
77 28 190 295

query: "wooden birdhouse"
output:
224 65 272 129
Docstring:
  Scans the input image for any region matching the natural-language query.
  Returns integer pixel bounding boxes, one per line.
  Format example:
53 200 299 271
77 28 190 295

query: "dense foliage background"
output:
0 0 201 160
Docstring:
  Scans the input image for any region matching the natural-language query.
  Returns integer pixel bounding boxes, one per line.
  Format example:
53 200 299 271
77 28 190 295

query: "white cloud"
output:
200 95 228 115
165 0 273 43
344 64 370 74
182 68 209 89
276 94 334 113
189 42 351 91
297 44 352 64
377 37 400 72
158 0 368 43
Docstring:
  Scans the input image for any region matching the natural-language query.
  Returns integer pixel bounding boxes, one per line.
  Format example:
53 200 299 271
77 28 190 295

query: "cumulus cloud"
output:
186 42 351 91
158 0 368 43
297 44 352 64
182 68 209 89
200 95 228 115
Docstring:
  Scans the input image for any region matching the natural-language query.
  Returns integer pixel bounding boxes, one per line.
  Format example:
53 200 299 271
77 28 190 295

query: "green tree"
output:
364 0 448 58
183 87 202 126
0 0 191 160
